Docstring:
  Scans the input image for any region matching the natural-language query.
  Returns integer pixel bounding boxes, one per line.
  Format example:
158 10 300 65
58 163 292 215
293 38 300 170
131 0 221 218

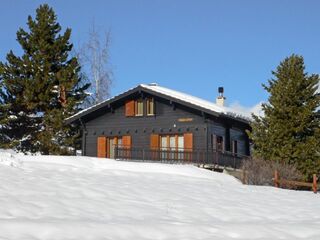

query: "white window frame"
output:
146 98 155 116
135 99 144 116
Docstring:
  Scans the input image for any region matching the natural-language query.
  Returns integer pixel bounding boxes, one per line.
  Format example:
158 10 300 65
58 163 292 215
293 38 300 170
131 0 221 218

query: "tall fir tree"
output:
248 55 320 180
0 4 89 154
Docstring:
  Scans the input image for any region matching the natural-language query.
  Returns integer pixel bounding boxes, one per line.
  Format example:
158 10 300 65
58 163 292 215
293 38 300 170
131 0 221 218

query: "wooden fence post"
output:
242 170 247 185
274 170 279 188
312 174 317 194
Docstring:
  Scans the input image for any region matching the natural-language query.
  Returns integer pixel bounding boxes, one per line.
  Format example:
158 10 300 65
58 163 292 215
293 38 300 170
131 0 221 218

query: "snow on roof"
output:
66 83 251 122
141 84 225 113
66 85 139 122
140 84 251 120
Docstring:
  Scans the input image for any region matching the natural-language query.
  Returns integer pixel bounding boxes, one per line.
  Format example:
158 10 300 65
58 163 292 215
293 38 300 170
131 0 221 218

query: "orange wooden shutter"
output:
122 135 132 149
150 134 159 149
184 133 193 161
106 138 110 158
184 133 193 151
150 134 159 160
125 100 135 116
97 136 107 158
122 135 132 158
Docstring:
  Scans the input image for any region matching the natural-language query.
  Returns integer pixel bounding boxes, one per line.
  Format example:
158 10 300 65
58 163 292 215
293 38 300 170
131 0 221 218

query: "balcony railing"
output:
114 145 249 169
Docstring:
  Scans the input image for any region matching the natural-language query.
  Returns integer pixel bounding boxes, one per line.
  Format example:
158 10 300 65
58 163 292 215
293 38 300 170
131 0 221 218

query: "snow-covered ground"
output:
0 150 319 240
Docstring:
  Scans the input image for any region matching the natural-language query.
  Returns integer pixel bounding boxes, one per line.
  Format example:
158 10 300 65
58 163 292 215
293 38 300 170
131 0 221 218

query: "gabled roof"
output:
66 83 251 124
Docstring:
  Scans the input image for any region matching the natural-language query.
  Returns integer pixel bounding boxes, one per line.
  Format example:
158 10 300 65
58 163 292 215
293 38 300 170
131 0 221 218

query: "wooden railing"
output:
114 145 249 169
274 170 318 193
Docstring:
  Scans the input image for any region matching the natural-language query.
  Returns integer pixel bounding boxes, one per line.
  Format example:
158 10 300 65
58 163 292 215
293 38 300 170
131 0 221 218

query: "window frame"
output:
232 140 238 155
216 135 224 152
146 98 155 116
160 134 183 150
159 134 184 160
134 99 144 116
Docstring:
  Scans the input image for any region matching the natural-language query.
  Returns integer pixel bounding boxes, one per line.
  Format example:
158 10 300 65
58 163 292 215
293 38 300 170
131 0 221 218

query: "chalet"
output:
66 83 251 167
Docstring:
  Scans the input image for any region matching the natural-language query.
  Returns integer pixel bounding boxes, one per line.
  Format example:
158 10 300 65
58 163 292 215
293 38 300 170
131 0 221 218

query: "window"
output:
108 137 118 159
97 136 123 159
151 133 193 161
125 98 155 117
232 140 238 155
159 134 185 160
146 98 155 115
160 135 184 150
161 135 168 159
177 135 184 149
135 99 144 116
108 136 124 159
211 134 224 152
216 135 224 152
118 138 123 146
177 135 184 160
104 136 131 159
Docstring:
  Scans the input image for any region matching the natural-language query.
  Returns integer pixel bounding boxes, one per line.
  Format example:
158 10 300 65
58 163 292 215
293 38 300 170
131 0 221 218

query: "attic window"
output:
135 99 144 116
147 98 154 115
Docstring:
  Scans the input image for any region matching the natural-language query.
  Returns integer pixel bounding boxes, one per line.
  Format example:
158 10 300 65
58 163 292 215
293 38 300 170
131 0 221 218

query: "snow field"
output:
0 151 319 240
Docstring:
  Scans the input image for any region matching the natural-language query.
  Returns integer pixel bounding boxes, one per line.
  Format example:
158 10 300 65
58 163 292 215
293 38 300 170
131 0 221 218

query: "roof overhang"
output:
65 85 250 125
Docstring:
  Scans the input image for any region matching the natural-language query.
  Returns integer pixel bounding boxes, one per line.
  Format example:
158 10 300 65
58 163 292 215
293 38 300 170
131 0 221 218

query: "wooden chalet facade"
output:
66 84 251 166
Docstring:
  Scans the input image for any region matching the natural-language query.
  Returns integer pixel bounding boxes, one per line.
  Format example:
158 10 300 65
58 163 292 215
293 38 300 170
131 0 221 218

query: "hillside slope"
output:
0 150 319 240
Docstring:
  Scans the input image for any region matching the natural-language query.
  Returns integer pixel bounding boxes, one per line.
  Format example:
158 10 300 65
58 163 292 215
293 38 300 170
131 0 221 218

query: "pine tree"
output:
248 55 320 180
0 4 89 154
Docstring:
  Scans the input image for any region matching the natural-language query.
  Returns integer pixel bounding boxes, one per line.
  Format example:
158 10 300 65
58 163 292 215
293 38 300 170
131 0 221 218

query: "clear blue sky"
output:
1 0 320 110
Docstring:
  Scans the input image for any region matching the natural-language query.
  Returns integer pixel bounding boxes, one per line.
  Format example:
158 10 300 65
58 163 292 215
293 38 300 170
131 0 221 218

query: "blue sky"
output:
1 0 320 112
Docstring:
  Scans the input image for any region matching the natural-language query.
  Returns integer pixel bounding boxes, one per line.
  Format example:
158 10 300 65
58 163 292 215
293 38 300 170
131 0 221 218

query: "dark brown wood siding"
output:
81 92 250 157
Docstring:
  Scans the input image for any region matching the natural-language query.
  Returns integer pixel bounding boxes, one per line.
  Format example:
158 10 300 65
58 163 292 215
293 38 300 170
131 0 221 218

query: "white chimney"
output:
216 87 226 107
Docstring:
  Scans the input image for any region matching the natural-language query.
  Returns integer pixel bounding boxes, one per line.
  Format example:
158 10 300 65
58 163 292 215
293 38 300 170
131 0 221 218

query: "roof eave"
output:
65 85 145 124
65 84 250 125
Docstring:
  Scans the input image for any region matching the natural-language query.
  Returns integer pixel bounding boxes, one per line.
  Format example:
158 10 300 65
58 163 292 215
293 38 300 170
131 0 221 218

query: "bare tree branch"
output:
76 22 113 106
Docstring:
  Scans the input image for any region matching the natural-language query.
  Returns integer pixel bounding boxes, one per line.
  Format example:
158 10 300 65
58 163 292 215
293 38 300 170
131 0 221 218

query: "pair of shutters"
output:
150 133 193 150
97 135 131 158
98 133 192 158
125 99 154 116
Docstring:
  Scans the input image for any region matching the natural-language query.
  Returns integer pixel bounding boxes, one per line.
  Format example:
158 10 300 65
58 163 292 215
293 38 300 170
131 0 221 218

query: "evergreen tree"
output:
248 55 320 180
0 4 89 154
